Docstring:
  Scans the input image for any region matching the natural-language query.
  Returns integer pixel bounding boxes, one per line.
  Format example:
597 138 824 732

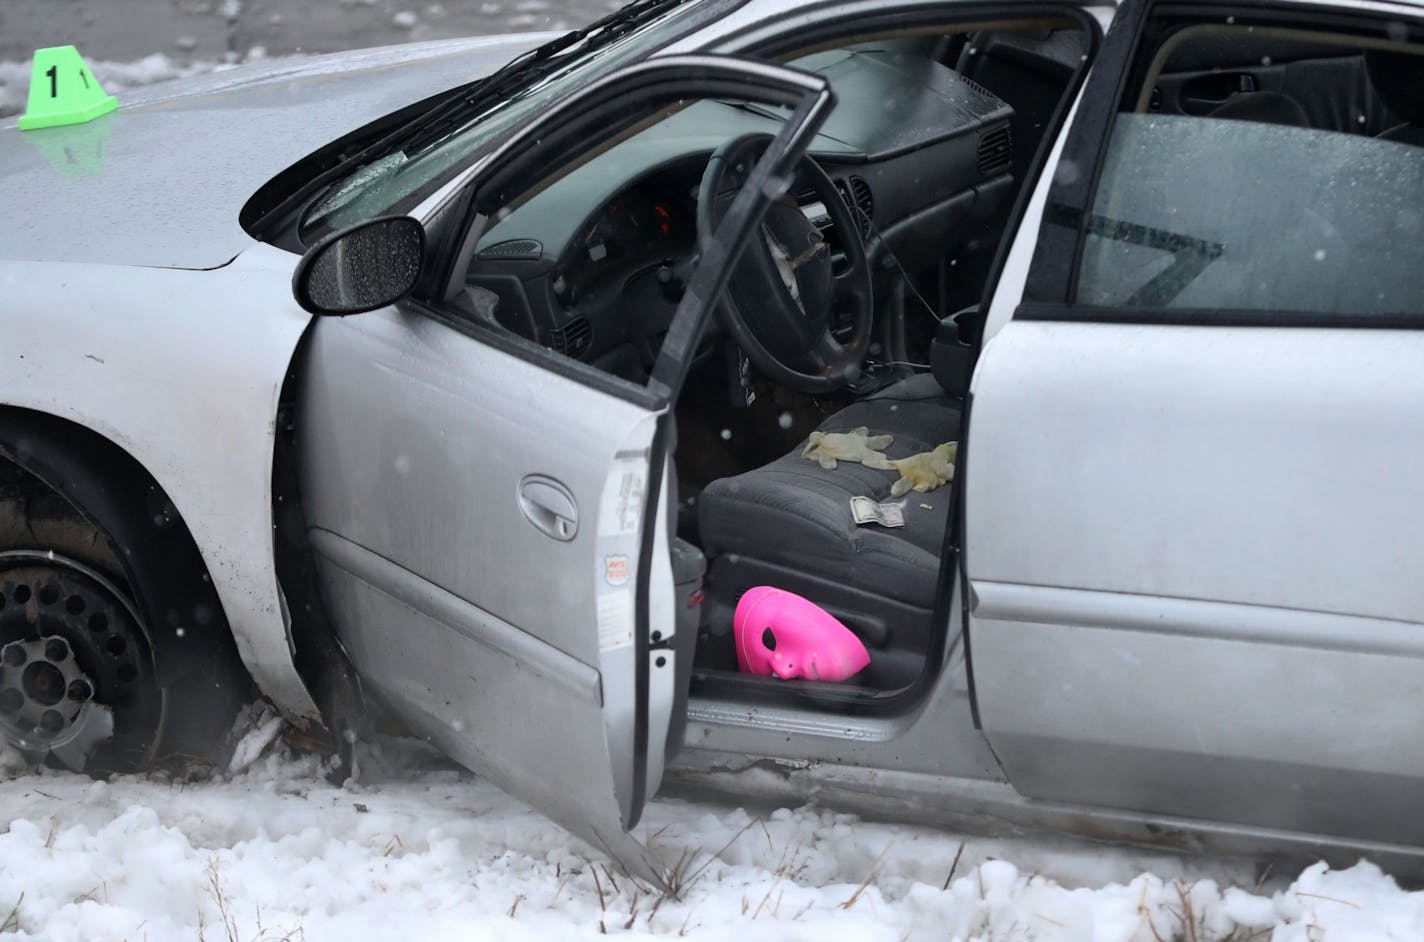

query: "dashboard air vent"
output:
549 317 592 360
960 74 996 99
834 176 874 235
977 126 1012 177
478 238 543 260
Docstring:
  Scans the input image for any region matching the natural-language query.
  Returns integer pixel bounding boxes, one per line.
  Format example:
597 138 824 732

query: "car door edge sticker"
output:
598 458 648 538
972 580 1424 660
308 527 601 701
597 590 635 651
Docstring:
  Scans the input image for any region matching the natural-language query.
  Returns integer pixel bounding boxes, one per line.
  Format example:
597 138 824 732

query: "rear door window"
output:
1032 17 1424 322
1077 112 1424 314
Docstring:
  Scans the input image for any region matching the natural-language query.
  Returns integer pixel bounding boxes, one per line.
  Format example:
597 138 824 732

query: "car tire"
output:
0 419 250 775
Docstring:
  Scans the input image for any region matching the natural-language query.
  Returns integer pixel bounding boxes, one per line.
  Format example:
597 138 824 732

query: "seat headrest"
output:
1208 91 1310 127
1366 49 1424 124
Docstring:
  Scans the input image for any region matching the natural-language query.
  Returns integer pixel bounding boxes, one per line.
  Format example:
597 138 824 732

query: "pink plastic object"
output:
734 586 871 682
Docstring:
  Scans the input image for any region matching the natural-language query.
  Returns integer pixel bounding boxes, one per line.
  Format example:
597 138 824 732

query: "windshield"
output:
304 0 736 238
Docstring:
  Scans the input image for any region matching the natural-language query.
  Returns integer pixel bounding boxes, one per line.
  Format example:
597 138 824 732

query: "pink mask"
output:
734 586 871 682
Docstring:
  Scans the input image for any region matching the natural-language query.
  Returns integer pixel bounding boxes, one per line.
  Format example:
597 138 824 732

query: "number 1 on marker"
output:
20 46 119 130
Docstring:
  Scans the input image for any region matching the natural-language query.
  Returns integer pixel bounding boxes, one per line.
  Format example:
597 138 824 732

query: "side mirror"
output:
292 215 426 316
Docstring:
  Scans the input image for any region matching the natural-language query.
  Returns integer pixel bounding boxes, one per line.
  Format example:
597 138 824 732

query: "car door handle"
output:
518 475 579 542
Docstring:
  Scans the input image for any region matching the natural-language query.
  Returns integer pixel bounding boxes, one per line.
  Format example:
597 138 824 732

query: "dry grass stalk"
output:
752 865 788 919
1175 881 1200 942
662 848 698 900
206 859 240 942
1295 892 1360 909
1 893 22 934
942 841 966 890
548 875 571 908
592 862 609 934
840 839 895 910
645 888 667 929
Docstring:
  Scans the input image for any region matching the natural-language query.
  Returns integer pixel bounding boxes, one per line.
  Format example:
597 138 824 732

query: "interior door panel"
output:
1155 66 1267 114
1148 54 1394 134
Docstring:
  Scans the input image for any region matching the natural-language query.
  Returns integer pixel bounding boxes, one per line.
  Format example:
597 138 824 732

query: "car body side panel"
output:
965 320 1424 844
970 323 1424 621
0 243 321 721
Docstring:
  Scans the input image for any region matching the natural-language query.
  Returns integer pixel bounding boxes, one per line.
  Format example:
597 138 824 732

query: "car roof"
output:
667 0 1424 63
686 0 1424 34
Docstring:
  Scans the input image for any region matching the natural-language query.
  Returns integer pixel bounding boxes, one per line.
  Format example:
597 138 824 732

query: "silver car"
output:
4 0 1423 886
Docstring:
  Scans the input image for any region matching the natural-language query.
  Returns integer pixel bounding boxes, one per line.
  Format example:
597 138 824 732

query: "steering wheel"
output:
697 134 874 394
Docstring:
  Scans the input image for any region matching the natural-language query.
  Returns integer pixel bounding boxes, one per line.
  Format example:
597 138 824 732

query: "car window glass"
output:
458 95 799 386
308 0 736 236
1074 28 1424 316
1078 113 1424 312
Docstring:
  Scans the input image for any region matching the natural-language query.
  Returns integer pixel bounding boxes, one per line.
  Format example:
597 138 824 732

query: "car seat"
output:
694 373 961 689
1366 49 1424 145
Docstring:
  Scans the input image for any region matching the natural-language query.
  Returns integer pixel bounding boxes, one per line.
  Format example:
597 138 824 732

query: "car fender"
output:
0 243 321 723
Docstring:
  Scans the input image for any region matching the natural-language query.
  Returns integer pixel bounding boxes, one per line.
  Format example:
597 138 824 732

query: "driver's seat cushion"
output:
697 374 961 610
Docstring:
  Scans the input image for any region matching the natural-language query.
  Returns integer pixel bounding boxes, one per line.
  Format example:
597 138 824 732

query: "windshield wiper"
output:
393 0 700 155
291 0 701 238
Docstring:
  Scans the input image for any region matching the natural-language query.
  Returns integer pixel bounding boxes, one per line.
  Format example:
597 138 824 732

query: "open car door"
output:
293 56 835 885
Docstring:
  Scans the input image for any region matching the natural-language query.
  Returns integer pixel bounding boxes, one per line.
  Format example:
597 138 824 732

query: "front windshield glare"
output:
306 1 728 237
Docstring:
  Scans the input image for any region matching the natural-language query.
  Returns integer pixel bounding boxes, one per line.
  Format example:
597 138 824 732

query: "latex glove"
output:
801 426 893 470
890 442 958 497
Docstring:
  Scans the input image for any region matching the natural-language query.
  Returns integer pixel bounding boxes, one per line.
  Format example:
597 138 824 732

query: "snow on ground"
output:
0 730 1422 941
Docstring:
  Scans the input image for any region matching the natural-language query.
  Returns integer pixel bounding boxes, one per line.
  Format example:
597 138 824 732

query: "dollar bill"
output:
850 496 905 528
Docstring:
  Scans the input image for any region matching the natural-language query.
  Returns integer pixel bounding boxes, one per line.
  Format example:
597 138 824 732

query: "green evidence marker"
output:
19 46 118 131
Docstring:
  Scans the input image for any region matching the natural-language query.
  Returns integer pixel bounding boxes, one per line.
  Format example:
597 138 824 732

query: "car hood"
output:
0 35 553 270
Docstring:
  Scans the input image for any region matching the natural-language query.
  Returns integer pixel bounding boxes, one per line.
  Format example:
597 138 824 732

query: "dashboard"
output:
563 172 698 299
464 48 1015 380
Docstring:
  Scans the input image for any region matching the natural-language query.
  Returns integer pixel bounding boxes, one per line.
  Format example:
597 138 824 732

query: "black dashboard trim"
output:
403 296 668 412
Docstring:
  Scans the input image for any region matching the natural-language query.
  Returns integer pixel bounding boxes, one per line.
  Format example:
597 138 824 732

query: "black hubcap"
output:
0 558 159 770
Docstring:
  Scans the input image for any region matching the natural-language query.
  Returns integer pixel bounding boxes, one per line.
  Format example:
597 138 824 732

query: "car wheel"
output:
0 552 164 771
0 453 248 775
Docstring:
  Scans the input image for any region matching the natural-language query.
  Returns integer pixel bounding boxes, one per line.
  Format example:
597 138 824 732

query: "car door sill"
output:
663 758 1424 876
683 694 898 741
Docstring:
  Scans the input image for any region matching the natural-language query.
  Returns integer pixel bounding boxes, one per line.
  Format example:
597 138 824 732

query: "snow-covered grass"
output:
1 728 1422 941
